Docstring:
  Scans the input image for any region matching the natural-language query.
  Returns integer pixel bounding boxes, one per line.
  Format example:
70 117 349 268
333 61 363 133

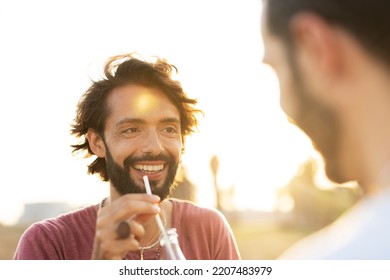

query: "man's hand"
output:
91 194 161 260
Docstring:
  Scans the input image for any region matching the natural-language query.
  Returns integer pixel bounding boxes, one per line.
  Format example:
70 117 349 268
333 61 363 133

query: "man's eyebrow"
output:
116 118 145 127
115 117 180 127
160 117 180 124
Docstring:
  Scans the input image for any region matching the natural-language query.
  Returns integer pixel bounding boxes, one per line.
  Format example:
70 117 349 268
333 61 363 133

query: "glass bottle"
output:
159 228 186 260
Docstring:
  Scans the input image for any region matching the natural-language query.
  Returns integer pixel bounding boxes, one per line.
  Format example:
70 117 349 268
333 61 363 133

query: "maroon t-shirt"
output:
14 199 240 260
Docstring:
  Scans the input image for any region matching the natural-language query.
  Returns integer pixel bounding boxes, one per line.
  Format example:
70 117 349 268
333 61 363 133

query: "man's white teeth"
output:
134 164 164 173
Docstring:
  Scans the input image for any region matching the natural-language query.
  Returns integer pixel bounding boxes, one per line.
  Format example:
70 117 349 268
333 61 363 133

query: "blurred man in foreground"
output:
261 0 390 259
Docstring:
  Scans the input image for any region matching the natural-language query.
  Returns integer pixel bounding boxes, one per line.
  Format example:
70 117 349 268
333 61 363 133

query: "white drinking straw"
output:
143 175 176 259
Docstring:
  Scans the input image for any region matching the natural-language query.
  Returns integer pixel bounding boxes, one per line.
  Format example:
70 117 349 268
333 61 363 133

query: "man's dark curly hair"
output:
70 53 202 181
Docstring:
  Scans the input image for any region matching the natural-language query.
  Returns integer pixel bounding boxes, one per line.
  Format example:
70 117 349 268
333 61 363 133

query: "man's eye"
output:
164 127 178 134
123 127 139 133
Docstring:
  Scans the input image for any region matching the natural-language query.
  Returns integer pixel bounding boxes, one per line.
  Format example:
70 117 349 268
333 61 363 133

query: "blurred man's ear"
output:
86 128 106 158
291 12 344 74
290 12 347 103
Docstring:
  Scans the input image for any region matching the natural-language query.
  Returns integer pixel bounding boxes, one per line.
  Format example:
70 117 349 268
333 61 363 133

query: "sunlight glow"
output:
0 0 316 225
135 92 159 114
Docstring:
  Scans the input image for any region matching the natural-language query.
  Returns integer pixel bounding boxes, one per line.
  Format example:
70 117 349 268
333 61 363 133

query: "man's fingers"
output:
98 194 161 224
92 194 160 259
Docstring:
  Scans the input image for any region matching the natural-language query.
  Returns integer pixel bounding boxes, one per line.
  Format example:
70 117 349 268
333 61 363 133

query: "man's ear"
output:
290 12 345 99
86 128 106 158
290 12 343 73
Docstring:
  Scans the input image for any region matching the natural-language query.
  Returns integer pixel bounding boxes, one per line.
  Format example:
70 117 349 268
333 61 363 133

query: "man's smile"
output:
133 164 164 174
130 161 167 183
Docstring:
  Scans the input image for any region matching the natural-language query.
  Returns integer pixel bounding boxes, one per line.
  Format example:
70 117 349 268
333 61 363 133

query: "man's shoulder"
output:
25 204 97 235
170 199 226 222
171 198 219 212
280 194 390 259
14 204 97 259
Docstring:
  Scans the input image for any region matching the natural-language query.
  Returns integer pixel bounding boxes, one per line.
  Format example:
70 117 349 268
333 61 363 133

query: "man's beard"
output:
104 144 179 200
286 51 346 183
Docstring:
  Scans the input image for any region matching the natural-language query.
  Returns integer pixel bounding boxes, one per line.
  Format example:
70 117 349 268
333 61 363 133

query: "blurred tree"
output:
277 157 363 230
210 155 222 211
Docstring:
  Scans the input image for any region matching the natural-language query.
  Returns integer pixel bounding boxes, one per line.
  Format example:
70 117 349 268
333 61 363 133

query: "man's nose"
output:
141 130 164 155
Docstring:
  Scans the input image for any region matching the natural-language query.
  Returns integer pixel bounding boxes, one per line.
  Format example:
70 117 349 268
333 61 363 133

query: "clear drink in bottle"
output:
159 228 186 260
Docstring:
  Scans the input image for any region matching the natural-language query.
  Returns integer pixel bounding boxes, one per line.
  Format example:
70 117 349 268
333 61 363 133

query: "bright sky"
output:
0 0 315 225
